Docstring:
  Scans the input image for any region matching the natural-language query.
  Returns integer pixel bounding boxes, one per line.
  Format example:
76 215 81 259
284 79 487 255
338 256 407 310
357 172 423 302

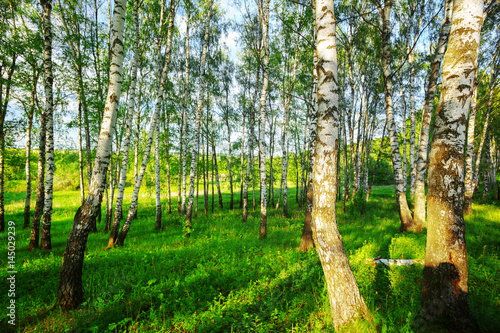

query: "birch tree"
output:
40 0 55 250
312 0 366 328
181 2 190 215
258 0 270 239
56 0 127 309
107 0 140 247
420 0 483 329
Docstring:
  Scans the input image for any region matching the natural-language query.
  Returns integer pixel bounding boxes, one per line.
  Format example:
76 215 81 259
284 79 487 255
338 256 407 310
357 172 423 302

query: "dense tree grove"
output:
1 0 499 330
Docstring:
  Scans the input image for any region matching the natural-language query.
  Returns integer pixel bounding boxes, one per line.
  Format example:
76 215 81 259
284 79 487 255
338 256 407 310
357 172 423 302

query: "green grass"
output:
1 185 499 332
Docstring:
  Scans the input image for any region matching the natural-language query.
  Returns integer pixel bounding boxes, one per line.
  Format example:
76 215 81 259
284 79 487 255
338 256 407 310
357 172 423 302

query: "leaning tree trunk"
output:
28 112 46 250
414 0 453 227
116 0 175 246
40 0 55 250
420 0 483 330
56 0 127 309
378 0 414 232
258 0 270 239
107 0 140 247
312 0 367 328
185 0 214 235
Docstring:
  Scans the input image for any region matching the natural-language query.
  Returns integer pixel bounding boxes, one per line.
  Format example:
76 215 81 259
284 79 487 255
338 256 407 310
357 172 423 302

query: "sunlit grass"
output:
1 184 499 332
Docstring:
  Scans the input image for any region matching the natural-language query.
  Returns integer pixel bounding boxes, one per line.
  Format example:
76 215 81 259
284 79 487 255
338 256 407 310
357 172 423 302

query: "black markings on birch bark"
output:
421 0 483 329
40 0 55 250
312 0 366 328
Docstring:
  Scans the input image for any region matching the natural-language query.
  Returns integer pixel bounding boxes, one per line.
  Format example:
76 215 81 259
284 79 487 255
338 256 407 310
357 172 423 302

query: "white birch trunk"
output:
463 83 478 214
181 8 190 215
57 0 127 309
312 1 366 328
258 0 270 239
155 119 161 229
421 0 483 329
107 0 140 246
40 0 55 250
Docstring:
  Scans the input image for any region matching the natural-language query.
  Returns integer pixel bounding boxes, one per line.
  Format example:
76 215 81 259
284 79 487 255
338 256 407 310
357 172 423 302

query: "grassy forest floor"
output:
1 185 499 332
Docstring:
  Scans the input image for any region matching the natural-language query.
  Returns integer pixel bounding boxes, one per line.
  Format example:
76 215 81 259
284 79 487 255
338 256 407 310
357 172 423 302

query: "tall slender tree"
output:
312 0 366 328
39 0 55 250
258 0 270 239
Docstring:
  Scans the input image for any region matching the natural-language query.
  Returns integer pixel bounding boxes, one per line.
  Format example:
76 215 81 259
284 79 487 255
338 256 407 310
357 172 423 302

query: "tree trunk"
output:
108 0 140 246
414 0 453 226
155 119 162 229
116 0 175 245
133 71 144 219
420 0 483 329
181 8 190 215
78 94 85 204
399 79 408 193
204 125 209 214
184 0 214 235
226 112 233 210
178 118 183 213
482 132 491 199
28 112 46 250
258 0 270 239
240 112 245 209
378 0 414 232
23 85 35 230
40 0 55 249
165 110 172 214
312 1 366 328
56 0 127 309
